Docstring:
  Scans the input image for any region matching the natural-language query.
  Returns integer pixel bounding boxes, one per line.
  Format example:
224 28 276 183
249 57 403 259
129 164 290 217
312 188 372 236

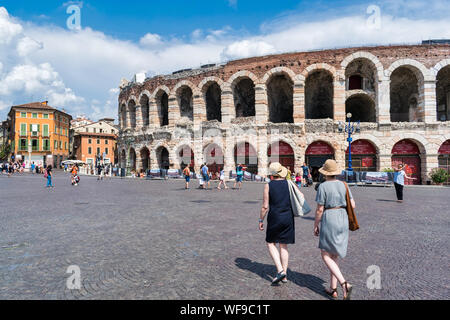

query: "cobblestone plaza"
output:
0 173 448 300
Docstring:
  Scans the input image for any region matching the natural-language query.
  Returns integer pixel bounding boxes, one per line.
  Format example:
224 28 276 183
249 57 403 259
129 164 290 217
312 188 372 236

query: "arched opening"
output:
345 139 378 172
140 95 150 127
177 86 194 121
204 144 224 175
233 78 255 118
391 139 422 185
120 104 127 129
178 145 195 171
438 140 450 185
305 70 334 119
346 94 376 122
234 142 258 174
436 65 450 121
390 66 423 122
156 146 170 170
129 148 136 172
140 147 150 172
156 90 169 127
267 74 293 123
305 141 335 181
345 58 377 92
128 100 136 129
204 82 222 122
268 141 295 171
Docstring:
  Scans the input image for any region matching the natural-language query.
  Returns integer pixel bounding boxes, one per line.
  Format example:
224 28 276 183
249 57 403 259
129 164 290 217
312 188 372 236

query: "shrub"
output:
382 168 394 173
429 168 449 184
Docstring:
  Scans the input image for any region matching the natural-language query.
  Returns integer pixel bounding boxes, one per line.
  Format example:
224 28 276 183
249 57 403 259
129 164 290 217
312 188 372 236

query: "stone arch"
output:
230 73 256 118
203 143 225 174
261 67 296 84
139 92 151 127
388 134 429 155
267 139 297 171
129 147 137 171
435 63 450 121
385 59 432 81
304 67 334 119
175 85 194 122
301 63 337 80
127 98 137 129
175 144 195 170
119 103 127 129
388 62 426 122
152 142 172 170
266 71 294 123
139 146 150 172
345 93 376 122
234 141 258 174
341 51 385 81
153 86 170 127
200 79 222 122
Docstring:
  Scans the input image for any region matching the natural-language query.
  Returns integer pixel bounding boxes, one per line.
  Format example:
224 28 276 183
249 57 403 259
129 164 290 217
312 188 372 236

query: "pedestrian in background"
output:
393 164 416 203
217 167 228 190
233 163 245 190
201 163 210 190
259 162 296 285
314 160 354 300
45 165 54 188
183 166 191 189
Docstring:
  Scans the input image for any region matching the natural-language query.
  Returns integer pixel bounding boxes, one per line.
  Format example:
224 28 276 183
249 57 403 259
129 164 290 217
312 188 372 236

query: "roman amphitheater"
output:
117 44 450 185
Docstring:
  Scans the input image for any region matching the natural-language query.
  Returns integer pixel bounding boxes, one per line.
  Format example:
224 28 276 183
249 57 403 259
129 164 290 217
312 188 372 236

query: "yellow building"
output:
7 101 73 168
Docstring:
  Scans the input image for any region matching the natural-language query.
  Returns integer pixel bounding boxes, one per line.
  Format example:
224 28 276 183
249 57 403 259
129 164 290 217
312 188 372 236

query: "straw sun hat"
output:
318 159 342 176
269 162 288 178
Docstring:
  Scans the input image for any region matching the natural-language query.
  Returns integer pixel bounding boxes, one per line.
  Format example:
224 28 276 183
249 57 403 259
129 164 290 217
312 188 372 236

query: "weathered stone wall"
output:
117 44 450 184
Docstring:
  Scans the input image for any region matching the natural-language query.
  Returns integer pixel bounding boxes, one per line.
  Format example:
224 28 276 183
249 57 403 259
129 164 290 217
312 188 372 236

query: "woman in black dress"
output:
259 162 295 284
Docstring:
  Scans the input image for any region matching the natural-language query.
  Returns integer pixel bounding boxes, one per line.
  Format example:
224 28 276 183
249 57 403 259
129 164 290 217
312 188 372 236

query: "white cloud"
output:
139 33 163 47
221 39 275 61
1 0 449 121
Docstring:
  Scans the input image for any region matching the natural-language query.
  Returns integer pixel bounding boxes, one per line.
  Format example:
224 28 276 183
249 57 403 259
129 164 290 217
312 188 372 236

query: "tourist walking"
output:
233 163 245 190
314 159 354 300
393 164 416 203
217 167 228 190
183 166 191 189
259 162 297 285
45 165 54 188
201 163 210 189
31 162 36 174
301 162 310 187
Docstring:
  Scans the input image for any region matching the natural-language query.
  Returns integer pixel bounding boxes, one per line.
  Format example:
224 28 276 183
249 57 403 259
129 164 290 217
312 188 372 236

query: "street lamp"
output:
338 113 360 172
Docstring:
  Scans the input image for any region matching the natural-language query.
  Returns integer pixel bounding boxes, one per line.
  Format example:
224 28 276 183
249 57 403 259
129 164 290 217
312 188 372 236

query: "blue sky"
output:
0 0 449 121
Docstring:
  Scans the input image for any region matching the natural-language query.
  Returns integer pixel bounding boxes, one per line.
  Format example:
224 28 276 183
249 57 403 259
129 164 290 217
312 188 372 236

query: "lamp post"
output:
338 113 360 172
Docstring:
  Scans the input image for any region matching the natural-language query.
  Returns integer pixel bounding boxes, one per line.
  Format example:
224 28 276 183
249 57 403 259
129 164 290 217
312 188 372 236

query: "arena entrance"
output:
306 141 335 181
156 147 170 170
438 140 450 185
345 140 377 172
268 141 295 172
204 144 224 175
234 142 258 174
391 139 421 185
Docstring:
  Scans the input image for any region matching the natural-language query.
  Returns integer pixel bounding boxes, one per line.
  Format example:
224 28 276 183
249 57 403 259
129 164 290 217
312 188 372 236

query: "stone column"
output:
257 128 269 177
423 154 439 184
293 80 305 123
221 84 234 124
377 79 391 124
149 98 159 127
423 80 437 123
378 154 392 171
135 149 142 172
135 105 143 129
255 84 268 124
193 93 206 125
224 135 235 176
193 134 203 174
168 94 178 128
333 73 346 122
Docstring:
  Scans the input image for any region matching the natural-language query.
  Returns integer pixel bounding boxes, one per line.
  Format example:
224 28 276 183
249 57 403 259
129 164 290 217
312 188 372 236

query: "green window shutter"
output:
21 123 26 135
38 124 40 132
30 124 32 132
44 125 49 136
36 139 39 151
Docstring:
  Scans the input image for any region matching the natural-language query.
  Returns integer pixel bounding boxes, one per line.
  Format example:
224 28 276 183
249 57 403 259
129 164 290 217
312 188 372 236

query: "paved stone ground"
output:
0 172 449 300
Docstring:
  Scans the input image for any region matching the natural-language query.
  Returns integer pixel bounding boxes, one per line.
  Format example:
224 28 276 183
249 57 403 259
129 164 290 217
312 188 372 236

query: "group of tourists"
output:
259 159 356 299
182 163 247 190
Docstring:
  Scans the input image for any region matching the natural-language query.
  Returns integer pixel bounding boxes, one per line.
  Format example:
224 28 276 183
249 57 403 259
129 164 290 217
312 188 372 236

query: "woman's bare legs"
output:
280 244 289 280
267 243 284 277
321 250 350 298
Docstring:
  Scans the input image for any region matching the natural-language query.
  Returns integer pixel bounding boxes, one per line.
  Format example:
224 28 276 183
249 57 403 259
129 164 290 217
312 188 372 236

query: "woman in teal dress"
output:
314 160 355 300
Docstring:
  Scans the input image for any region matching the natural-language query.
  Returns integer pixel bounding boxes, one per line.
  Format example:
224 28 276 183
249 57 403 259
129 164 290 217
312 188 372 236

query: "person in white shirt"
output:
393 164 417 203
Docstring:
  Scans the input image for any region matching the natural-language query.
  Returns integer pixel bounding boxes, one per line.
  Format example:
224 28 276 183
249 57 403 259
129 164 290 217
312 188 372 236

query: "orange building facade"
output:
73 132 117 166
8 102 72 168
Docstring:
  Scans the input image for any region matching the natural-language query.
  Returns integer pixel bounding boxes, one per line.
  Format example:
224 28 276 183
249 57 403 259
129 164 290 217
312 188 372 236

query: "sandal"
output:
325 288 338 299
341 281 353 300
271 272 287 285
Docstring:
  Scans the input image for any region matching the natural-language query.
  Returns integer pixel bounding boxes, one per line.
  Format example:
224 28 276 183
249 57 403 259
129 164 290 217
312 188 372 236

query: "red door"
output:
392 156 421 185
